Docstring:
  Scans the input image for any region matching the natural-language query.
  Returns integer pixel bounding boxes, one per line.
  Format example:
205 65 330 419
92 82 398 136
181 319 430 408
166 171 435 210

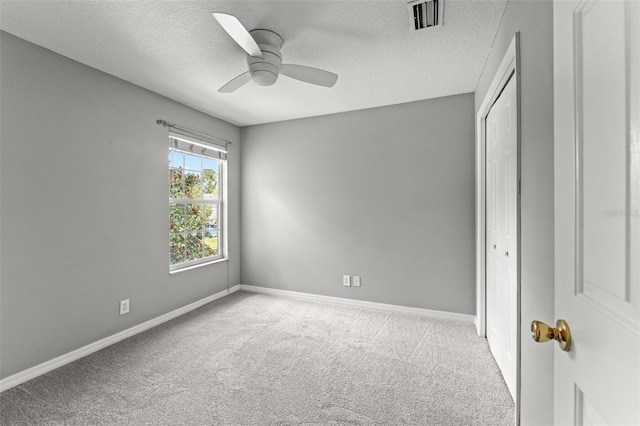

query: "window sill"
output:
169 257 228 275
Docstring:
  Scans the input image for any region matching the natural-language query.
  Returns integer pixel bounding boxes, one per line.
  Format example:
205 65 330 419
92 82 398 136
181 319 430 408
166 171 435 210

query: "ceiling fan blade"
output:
212 13 263 58
280 64 338 88
218 72 252 93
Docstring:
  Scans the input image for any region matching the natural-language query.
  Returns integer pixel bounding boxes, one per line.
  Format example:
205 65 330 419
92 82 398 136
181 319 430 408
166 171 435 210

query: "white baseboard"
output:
1 284 473 393
0 285 240 393
239 284 475 323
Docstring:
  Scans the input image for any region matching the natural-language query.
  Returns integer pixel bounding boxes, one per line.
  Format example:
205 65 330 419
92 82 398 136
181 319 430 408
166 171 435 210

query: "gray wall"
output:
241 93 476 314
0 32 241 379
474 1 555 424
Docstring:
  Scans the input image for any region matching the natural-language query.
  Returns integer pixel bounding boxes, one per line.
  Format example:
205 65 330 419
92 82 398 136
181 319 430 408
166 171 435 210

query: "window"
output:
168 132 226 271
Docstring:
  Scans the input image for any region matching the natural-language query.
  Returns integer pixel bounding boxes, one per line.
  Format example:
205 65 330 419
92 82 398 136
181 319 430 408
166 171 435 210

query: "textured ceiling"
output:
0 0 506 126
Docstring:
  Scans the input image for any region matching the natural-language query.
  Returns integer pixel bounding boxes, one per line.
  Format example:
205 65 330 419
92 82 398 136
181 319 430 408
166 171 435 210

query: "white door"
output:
553 0 639 424
486 74 518 400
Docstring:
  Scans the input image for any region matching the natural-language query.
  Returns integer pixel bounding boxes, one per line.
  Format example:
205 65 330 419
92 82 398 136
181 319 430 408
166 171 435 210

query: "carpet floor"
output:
0 291 514 425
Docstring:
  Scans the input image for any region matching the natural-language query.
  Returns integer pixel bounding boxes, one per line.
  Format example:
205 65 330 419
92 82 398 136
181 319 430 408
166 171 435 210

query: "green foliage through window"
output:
169 148 222 269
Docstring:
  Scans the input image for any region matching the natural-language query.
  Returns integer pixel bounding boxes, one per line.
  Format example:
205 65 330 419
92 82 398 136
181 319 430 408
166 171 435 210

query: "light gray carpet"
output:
0 291 514 425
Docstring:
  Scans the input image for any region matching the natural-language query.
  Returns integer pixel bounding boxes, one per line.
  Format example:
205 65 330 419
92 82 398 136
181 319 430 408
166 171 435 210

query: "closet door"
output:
486 74 518 400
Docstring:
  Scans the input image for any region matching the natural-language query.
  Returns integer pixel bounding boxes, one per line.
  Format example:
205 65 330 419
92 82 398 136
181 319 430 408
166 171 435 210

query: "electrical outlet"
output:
353 276 361 287
120 299 130 315
343 275 351 286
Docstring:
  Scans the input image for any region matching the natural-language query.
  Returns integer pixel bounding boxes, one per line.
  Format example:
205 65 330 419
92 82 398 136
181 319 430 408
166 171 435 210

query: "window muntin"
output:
169 148 223 270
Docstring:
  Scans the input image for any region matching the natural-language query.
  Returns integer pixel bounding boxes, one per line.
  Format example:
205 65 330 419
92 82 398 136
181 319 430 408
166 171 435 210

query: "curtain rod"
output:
156 119 232 146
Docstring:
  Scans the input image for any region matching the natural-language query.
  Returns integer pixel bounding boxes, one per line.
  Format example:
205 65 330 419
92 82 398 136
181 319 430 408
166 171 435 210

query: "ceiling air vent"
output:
408 0 443 31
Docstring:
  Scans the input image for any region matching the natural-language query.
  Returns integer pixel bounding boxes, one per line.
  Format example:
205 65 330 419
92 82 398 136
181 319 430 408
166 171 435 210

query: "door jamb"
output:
475 32 521 423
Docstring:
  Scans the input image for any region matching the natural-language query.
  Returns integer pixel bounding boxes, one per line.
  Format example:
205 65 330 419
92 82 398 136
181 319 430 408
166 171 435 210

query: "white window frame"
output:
169 147 226 272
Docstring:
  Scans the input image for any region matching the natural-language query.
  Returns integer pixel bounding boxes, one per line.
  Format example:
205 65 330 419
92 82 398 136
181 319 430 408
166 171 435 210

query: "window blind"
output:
169 128 227 161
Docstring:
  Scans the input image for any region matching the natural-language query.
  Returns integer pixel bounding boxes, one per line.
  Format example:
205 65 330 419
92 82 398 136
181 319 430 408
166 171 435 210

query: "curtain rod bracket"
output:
156 119 175 128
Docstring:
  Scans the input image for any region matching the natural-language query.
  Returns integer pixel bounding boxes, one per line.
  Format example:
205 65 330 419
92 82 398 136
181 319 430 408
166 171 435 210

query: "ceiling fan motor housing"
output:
247 45 282 86
247 29 284 86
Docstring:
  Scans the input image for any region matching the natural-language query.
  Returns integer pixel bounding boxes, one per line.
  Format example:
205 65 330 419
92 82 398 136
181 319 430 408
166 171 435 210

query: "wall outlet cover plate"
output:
343 275 351 286
120 299 130 315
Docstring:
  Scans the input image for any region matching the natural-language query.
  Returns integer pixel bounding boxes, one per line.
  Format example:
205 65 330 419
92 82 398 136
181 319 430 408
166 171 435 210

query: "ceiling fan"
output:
212 13 339 93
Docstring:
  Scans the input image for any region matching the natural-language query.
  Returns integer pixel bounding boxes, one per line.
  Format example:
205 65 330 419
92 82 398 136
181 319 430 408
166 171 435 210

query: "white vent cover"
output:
408 0 443 31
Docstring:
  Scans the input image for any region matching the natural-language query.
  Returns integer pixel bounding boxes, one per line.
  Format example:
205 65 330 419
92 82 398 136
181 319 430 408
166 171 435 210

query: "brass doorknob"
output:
531 319 572 352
